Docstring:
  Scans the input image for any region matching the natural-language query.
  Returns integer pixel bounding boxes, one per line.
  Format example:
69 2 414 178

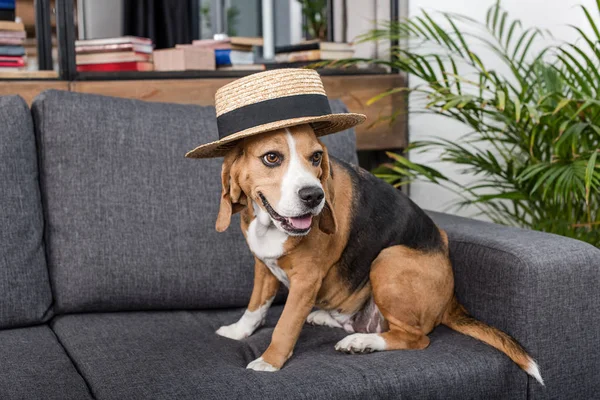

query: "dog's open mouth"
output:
258 193 312 234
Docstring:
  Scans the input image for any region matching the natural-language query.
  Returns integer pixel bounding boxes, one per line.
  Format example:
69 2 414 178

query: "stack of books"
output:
196 37 264 71
218 37 263 70
274 41 354 65
0 18 26 71
154 37 265 72
75 36 154 72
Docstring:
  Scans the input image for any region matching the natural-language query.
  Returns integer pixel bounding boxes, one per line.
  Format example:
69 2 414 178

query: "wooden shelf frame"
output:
0 73 407 152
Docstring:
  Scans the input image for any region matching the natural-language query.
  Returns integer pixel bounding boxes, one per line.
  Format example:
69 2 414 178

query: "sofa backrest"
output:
0 96 53 328
32 90 358 313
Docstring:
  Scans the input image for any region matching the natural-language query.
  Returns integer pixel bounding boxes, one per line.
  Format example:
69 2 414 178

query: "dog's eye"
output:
262 152 282 167
311 151 323 166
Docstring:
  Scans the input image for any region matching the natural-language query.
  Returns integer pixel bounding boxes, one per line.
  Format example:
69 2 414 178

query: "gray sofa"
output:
1 90 598 400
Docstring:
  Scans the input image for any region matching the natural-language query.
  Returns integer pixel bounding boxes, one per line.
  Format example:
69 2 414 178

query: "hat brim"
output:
185 112 366 159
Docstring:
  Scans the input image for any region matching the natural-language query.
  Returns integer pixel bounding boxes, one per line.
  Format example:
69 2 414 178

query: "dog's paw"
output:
246 357 279 372
335 333 386 354
216 322 253 340
306 310 342 328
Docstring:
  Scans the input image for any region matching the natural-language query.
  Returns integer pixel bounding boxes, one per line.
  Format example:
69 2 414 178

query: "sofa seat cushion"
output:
0 95 53 328
32 90 358 314
51 307 525 400
0 325 93 400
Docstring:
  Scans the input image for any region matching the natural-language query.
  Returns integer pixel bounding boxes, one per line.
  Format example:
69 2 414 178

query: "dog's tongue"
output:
288 215 312 230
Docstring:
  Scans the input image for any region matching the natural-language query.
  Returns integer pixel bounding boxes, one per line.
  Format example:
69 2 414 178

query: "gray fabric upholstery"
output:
52 307 524 400
0 325 92 400
428 211 600 399
32 90 358 314
0 95 53 329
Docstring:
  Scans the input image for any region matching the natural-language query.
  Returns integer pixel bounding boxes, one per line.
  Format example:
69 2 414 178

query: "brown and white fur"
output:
212 124 543 384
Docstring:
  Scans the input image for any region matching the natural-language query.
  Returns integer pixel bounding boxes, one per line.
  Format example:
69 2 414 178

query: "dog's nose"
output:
298 186 324 208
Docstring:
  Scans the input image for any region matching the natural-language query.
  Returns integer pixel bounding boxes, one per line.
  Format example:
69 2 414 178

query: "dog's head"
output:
215 124 337 236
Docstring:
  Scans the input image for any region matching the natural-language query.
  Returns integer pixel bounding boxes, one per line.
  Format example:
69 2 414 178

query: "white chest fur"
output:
246 206 290 288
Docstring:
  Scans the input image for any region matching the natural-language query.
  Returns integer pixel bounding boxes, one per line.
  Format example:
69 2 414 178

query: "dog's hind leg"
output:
335 244 452 353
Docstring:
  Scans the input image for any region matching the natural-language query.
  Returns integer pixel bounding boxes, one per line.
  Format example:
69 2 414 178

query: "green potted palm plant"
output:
352 1 600 246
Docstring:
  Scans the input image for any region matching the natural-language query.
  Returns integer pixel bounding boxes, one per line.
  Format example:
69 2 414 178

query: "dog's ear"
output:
216 148 246 232
317 143 337 234
318 141 331 187
319 198 337 235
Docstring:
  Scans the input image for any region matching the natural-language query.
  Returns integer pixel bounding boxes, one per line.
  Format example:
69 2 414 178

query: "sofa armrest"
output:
428 211 600 399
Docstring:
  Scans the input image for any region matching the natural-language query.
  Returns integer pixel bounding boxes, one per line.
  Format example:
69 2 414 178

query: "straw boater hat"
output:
185 68 366 159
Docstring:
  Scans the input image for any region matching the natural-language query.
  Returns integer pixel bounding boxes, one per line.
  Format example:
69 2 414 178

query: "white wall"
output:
79 0 123 39
407 0 597 218
333 0 391 58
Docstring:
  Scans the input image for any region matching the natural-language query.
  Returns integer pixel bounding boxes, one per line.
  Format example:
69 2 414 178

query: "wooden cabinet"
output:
1 74 407 151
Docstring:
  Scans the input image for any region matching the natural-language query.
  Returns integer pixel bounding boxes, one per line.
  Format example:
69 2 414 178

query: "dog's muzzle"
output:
298 186 324 209
258 192 316 235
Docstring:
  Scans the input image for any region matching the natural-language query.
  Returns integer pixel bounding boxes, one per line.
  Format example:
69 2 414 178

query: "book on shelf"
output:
275 49 354 63
154 47 215 71
0 36 23 45
0 44 24 56
215 48 256 66
231 43 252 51
275 40 353 54
0 9 15 22
75 36 152 47
0 55 25 67
76 42 153 54
265 60 360 70
192 36 263 50
0 0 16 8
0 20 23 31
229 50 254 65
191 39 231 49
76 51 152 65
77 61 154 72
0 30 25 39
0 0 15 21
230 36 263 47
74 36 154 72
217 64 265 71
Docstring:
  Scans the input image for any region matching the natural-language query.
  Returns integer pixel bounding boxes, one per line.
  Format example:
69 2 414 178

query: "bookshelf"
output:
3 0 402 81
1 0 408 156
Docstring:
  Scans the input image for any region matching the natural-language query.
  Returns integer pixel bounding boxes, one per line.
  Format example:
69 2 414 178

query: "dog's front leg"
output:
247 272 321 371
216 257 280 340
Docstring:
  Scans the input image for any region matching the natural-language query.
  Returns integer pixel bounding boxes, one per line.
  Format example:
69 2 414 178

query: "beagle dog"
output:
214 124 543 384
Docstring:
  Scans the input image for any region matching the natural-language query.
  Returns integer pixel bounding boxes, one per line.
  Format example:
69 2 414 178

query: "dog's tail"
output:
442 296 544 385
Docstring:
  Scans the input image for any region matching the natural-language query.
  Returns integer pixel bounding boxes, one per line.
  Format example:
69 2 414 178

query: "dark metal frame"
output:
326 0 334 42
56 0 77 80
190 0 201 41
390 0 400 73
75 67 387 81
34 0 53 70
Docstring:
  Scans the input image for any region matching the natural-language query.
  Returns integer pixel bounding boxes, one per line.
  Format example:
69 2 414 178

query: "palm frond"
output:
360 1 600 246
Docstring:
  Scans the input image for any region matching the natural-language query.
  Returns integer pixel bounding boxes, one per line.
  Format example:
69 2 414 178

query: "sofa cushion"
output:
0 95 53 329
0 325 93 399
51 307 525 400
32 90 358 313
